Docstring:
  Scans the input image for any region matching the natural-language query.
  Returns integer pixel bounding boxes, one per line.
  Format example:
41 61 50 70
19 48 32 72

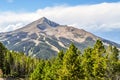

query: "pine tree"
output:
51 50 64 79
60 43 82 80
92 40 107 79
0 42 7 74
82 47 94 80
30 60 45 80
93 40 106 54
111 46 119 62
109 46 120 79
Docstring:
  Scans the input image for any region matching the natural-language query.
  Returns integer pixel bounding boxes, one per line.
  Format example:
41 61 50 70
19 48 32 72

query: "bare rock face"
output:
15 17 60 33
0 17 120 59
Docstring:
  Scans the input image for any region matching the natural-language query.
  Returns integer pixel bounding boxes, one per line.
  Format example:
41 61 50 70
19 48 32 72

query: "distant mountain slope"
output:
0 17 120 59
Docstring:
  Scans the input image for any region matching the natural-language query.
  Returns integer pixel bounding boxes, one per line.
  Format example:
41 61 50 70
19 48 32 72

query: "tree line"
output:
0 42 39 79
0 40 120 80
30 40 120 80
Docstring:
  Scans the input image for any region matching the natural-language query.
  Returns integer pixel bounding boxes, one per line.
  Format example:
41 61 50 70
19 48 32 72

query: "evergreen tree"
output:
92 40 107 79
93 40 106 54
0 42 7 74
30 60 45 80
0 40 120 80
110 46 119 62
51 50 64 79
82 47 94 80
109 46 120 79
60 43 82 80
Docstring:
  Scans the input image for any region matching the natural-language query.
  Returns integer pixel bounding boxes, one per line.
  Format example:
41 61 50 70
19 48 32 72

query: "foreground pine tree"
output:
0 42 7 75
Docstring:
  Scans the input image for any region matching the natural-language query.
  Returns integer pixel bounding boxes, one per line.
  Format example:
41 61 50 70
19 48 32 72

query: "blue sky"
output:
0 0 119 12
0 0 120 44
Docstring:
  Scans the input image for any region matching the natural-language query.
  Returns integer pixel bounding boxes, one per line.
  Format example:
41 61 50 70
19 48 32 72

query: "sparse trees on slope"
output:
0 42 39 78
107 45 120 79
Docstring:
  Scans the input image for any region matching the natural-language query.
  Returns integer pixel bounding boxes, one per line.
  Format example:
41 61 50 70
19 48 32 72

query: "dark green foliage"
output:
0 42 7 73
30 43 83 80
82 47 94 80
30 60 45 80
0 42 39 78
111 46 119 62
61 43 83 80
30 40 120 80
0 40 120 80
3 51 39 78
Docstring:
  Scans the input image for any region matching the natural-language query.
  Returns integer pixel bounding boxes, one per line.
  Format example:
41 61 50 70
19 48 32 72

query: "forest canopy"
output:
0 40 120 80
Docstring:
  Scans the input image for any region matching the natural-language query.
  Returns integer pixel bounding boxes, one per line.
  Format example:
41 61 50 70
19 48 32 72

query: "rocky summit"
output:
0 17 120 59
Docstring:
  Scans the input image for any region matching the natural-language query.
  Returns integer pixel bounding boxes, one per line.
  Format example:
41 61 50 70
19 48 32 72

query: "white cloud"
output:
0 2 120 32
4 23 23 31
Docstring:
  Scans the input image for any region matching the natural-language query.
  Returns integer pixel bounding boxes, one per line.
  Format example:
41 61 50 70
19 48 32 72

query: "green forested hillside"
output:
0 42 39 79
0 40 120 80
30 40 120 80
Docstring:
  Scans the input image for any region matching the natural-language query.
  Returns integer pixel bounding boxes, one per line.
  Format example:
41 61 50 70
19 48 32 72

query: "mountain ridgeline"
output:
0 17 120 59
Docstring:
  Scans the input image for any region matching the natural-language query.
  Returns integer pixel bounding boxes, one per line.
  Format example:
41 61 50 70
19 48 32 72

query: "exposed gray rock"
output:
0 17 120 59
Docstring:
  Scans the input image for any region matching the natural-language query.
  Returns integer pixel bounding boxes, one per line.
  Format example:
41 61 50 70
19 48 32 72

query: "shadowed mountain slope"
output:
0 17 120 59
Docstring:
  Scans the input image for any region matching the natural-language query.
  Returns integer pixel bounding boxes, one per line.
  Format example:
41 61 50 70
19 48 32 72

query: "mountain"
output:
0 17 120 59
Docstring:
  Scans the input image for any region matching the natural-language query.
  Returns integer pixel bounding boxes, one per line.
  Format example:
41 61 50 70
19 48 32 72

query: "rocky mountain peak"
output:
1 17 120 59
16 17 60 32
36 17 60 27
38 17 50 23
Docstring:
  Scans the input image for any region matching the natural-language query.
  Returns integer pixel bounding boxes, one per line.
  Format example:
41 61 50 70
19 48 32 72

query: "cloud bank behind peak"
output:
0 2 120 32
